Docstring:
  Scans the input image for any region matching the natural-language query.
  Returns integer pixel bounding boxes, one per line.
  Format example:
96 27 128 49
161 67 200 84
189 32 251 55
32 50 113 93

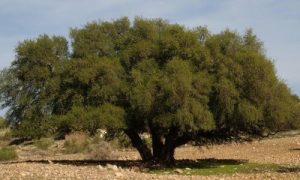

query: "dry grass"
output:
0 128 12 141
89 141 117 160
63 132 90 154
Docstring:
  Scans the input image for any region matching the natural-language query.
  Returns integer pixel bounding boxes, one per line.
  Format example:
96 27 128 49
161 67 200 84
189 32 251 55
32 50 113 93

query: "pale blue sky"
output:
0 0 300 116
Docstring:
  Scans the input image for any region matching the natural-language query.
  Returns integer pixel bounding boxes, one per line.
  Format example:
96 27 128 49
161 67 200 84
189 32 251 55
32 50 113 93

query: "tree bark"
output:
123 129 152 161
149 125 164 159
160 143 176 165
151 133 164 158
150 127 178 165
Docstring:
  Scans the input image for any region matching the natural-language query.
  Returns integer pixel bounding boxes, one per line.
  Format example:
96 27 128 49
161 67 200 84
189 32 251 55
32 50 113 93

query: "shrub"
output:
89 141 116 160
0 146 18 161
33 138 54 150
64 132 90 154
12 118 53 139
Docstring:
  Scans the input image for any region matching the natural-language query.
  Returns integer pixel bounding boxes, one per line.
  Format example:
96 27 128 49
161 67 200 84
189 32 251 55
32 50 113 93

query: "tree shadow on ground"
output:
277 166 300 173
2 158 300 174
289 148 300 151
0 158 247 169
163 158 247 169
1 159 142 167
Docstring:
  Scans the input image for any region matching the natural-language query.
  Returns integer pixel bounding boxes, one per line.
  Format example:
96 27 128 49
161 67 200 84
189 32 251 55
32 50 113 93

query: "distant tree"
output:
0 35 68 137
0 17 299 164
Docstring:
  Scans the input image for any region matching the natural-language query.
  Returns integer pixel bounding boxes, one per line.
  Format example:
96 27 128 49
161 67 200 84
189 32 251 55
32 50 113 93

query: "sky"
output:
0 0 299 116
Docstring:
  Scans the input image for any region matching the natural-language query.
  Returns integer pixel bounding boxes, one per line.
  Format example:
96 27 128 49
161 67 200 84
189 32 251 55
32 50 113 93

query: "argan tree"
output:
0 17 299 164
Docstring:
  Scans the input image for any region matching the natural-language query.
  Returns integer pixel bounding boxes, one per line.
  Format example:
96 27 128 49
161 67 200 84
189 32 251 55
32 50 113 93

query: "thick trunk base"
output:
124 128 184 166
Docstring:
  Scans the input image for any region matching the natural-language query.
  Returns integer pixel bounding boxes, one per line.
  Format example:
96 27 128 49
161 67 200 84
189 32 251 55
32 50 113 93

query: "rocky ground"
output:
1 162 299 180
0 135 300 179
175 135 300 165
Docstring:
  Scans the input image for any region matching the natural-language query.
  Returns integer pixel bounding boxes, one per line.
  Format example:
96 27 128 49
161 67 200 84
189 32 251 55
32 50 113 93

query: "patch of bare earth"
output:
175 135 300 165
0 135 300 179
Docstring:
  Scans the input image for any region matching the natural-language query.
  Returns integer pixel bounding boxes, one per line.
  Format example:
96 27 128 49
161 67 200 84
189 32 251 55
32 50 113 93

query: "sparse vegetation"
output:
149 160 291 176
0 146 17 161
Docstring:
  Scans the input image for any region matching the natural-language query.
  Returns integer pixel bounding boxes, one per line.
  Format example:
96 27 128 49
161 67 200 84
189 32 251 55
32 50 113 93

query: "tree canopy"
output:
0 17 299 164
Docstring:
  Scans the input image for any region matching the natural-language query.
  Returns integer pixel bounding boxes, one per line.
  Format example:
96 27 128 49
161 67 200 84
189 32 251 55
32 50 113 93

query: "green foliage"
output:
12 118 53 139
54 104 125 135
0 117 8 129
0 35 68 137
291 102 300 128
0 146 18 161
33 138 54 150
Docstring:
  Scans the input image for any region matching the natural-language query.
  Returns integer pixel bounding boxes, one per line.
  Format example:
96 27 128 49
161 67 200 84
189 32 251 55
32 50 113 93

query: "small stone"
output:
185 167 191 170
174 168 183 174
48 160 53 164
130 166 140 172
142 168 150 172
106 164 118 171
98 165 104 170
114 172 123 177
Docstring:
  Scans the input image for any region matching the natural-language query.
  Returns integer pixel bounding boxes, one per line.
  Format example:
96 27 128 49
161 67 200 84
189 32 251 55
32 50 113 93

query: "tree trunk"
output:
160 143 176 165
123 129 152 161
124 128 191 165
150 129 164 159
151 128 178 165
